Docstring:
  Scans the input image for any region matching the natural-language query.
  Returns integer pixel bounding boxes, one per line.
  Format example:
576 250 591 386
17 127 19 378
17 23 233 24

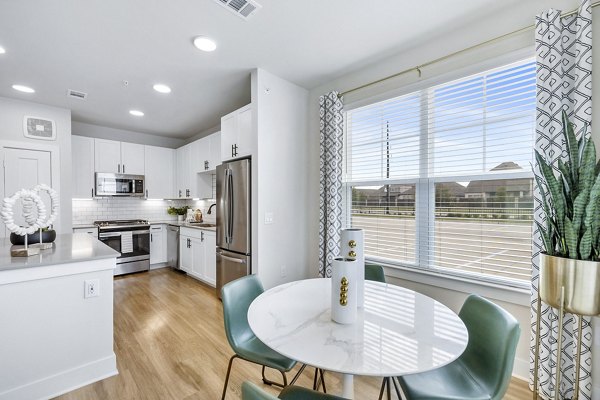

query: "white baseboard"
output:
512 356 529 381
150 262 169 270
0 354 117 400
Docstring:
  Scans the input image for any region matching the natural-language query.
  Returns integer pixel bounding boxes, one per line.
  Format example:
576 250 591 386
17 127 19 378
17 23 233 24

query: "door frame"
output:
0 140 61 233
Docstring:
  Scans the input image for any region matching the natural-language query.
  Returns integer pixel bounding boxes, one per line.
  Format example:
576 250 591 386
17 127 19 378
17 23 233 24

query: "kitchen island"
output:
0 233 119 400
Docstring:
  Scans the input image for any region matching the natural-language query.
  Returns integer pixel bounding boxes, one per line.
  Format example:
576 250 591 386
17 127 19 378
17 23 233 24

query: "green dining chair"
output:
241 381 348 400
221 275 306 400
365 263 386 283
396 294 521 400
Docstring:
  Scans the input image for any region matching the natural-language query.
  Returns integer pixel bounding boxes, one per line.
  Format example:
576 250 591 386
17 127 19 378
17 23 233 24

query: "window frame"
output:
343 58 535 291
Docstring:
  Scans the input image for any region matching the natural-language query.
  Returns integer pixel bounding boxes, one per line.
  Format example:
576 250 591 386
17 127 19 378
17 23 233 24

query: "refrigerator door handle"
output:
223 168 230 244
228 169 234 244
217 252 246 264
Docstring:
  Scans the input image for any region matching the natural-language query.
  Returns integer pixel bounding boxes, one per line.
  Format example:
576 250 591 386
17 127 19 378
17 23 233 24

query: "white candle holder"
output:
341 228 365 307
331 257 358 324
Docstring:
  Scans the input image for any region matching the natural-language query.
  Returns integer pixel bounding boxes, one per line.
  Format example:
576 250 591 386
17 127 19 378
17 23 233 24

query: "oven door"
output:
98 228 150 263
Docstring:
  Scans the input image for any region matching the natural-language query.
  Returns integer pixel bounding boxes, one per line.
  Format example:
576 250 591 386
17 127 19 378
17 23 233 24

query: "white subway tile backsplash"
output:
72 198 218 225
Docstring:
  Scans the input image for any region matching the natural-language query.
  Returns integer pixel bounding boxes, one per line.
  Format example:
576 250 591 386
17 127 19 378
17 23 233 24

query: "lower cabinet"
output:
179 227 216 286
150 224 167 265
73 227 98 237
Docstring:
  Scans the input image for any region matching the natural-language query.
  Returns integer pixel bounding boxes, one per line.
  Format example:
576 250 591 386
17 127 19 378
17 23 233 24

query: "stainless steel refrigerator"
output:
216 158 251 298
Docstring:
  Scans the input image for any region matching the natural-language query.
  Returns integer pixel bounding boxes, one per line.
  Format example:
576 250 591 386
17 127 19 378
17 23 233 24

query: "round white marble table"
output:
247 278 468 399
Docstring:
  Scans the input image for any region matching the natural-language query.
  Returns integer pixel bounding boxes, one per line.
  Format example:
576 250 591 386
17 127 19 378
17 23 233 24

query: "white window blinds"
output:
345 59 535 285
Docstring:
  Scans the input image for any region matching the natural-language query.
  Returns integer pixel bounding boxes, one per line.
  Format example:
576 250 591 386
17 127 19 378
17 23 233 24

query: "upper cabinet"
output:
120 142 145 175
207 132 221 171
94 139 145 175
221 104 252 161
145 145 175 199
176 144 192 198
72 135 95 199
189 132 221 173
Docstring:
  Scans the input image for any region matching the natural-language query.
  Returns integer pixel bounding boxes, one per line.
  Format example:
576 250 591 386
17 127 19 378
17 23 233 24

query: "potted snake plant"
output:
535 110 600 316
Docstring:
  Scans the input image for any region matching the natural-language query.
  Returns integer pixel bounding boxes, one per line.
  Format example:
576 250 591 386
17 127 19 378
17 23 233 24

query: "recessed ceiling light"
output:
12 84 35 93
153 84 171 94
0 46 5 54
129 110 144 117
193 36 217 52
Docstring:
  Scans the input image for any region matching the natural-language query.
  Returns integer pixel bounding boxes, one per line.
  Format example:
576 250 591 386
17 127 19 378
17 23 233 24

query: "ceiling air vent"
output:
214 0 261 20
67 89 88 100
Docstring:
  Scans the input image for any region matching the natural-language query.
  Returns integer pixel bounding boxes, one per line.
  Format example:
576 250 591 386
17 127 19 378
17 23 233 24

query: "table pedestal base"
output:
341 374 354 399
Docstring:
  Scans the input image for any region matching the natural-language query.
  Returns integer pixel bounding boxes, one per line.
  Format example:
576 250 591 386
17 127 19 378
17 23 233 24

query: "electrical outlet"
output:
280 265 287 278
84 279 100 298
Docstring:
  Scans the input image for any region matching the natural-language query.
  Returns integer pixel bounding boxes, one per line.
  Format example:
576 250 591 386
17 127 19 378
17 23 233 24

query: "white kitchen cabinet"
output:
176 144 191 198
190 136 208 173
120 142 145 175
174 131 221 199
71 135 95 199
145 145 175 199
208 132 221 171
150 224 167 264
94 139 121 173
94 139 145 175
73 227 98 237
179 234 193 273
179 227 215 286
221 104 252 161
203 231 216 286
197 132 221 172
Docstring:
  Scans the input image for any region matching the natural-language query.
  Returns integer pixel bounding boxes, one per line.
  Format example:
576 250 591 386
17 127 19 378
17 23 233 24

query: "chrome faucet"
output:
207 203 217 214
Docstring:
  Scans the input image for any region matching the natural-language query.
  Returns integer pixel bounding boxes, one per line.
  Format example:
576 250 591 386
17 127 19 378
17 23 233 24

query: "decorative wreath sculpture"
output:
0 184 59 237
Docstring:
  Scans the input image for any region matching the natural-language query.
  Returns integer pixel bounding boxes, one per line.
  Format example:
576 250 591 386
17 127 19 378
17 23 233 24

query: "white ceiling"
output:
0 0 580 139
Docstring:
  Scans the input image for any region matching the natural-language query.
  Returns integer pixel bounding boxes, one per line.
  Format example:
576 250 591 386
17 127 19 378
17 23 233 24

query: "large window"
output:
344 59 535 286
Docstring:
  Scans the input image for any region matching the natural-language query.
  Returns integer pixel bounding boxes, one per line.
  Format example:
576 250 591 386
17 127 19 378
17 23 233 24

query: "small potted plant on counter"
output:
167 206 190 223
535 110 600 316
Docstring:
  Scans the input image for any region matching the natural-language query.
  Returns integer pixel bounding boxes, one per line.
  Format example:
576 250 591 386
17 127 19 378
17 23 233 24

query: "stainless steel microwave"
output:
95 173 145 197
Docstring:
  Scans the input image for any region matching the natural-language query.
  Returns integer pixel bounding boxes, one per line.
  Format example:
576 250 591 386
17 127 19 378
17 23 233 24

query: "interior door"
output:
3 148 52 237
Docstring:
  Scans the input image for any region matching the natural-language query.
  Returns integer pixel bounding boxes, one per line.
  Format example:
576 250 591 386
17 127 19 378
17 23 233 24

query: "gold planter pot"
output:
533 254 600 400
539 253 600 316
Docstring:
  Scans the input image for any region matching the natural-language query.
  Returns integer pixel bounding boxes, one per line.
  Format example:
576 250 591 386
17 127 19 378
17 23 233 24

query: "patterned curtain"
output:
319 91 344 278
530 1 593 399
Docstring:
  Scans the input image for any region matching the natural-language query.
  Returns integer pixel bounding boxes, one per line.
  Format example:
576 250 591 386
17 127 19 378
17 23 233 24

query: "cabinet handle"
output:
179 190 182 198
145 189 148 198
233 144 238 157
91 188 94 197
186 189 190 197
201 231 204 242
205 160 209 170
231 144 234 158
123 164 126 173
118 164 121 173
187 238 191 248
151 233 153 242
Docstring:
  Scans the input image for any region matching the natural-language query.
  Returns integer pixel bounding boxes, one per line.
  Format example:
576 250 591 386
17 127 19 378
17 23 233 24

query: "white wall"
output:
251 68 310 289
72 121 184 149
0 96 72 234
305 1 598 385
184 124 221 145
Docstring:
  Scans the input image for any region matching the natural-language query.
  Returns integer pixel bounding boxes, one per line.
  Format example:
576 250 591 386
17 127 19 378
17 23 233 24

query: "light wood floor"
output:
55 268 531 399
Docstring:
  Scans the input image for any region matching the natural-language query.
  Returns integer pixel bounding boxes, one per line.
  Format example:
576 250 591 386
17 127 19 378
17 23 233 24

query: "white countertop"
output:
151 220 216 231
0 233 119 272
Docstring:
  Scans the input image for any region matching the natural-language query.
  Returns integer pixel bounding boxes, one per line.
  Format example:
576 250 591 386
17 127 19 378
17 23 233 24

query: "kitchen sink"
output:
187 222 216 227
